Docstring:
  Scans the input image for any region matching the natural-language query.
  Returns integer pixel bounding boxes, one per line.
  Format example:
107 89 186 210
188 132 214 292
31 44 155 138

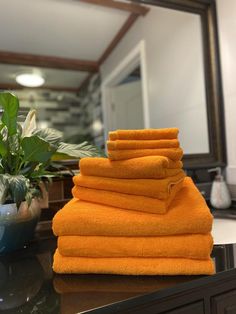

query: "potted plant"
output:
0 92 101 253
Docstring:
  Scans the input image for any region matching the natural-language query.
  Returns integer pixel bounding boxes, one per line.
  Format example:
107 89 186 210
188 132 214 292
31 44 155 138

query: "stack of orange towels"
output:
52 128 214 275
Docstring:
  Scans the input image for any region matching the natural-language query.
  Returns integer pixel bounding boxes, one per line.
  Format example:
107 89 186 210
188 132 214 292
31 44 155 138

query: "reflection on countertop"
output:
0 236 236 314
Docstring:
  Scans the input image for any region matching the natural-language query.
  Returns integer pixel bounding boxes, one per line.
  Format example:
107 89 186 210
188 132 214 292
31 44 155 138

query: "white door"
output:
109 80 144 130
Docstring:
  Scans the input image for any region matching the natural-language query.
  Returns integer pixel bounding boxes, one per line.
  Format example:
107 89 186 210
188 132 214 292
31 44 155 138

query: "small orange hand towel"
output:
109 128 179 140
107 147 183 161
53 177 213 237
58 234 213 259
107 139 179 150
53 250 215 275
80 156 183 179
72 182 182 214
73 172 185 199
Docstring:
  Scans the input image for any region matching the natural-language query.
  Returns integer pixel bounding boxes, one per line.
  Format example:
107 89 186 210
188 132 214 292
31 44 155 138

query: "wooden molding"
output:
79 0 149 16
0 82 81 93
98 13 139 65
0 51 99 72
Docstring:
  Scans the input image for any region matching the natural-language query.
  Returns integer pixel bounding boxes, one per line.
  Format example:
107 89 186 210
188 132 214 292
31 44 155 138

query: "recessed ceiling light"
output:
16 73 45 87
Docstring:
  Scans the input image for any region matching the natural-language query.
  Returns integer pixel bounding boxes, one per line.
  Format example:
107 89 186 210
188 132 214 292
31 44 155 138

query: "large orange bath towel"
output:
109 128 179 141
58 234 213 259
53 178 213 237
72 182 182 214
107 139 180 150
107 147 183 161
73 172 185 199
53 250 215 275
79 156 183 179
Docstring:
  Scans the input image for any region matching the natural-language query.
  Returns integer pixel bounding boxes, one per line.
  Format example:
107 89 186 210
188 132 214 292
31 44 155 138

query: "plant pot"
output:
0 200 41 254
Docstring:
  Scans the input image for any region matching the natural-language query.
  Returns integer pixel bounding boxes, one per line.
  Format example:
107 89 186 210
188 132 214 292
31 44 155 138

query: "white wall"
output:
216 0 236 184
101 6 209 155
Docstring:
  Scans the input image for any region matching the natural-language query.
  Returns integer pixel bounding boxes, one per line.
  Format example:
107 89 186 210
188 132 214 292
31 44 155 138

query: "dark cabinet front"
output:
164 301 204 314
211 289 236 314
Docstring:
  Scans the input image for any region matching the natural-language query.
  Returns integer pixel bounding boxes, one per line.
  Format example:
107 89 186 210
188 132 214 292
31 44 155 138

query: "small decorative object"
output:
208 167 231 209
0 92 100 254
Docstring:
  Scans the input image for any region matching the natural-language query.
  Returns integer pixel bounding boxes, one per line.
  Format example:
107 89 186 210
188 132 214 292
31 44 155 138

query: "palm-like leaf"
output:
54 141 100 159
33 128 63 146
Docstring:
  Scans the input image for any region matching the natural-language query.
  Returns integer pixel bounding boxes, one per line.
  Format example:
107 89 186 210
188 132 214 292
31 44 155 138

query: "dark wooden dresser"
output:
1 234 236 314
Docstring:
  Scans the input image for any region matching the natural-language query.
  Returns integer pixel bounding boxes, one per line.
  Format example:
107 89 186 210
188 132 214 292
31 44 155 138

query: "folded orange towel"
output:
107 139 180 150
109 128 179 141
58 234 213 259
72 181 182 214
53 250 214 275
73 172 185 199
53 177 213 237
80 156 183 179
108 147 183 161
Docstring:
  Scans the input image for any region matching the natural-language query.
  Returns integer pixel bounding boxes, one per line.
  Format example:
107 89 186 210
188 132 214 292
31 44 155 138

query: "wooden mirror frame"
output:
132 0 226 169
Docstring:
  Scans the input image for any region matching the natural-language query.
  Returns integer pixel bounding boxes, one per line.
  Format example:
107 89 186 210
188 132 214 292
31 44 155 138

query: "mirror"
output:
0 0 225 168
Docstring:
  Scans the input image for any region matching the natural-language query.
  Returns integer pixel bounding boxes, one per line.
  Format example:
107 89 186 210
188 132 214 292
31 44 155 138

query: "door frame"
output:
101 40 150 141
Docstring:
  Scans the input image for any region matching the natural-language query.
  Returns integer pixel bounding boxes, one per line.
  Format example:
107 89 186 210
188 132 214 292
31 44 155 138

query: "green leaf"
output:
8 175 29 207
33 128 62 146
0 174 9 204
0 92 19 136
55 141 101 159
22 135 55 163
0 141 7 157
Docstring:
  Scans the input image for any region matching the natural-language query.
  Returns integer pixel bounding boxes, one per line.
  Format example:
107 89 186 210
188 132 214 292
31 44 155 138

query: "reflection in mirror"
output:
0 0 224 166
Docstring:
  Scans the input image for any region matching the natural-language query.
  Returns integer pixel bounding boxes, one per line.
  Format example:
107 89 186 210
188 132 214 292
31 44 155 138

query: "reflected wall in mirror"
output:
0 0 225 167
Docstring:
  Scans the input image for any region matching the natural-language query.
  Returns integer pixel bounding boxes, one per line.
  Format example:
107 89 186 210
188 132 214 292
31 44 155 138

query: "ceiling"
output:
0 0 149 92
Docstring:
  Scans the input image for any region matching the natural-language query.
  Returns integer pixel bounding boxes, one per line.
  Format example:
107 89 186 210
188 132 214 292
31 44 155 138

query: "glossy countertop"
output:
0 229 236 314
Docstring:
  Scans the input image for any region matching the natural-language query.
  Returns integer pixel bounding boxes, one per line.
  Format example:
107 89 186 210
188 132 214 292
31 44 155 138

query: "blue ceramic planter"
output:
0 201 41 254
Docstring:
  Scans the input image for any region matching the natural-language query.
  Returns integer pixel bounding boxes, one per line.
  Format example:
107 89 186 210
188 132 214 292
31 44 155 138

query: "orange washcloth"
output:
53 177 213 237
72 181 182 214
109 128 179 141
107 147 183 161
58 234 213 259
107 139 179 150
53 250 214 275
73 172 185 200
80 156 183 179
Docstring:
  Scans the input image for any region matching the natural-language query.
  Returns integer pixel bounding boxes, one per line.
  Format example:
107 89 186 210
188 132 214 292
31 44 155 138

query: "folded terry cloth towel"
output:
73 172 185 199
80 156 183 179
58 234 213 259
108 147 183 161
109 128 179 141
53 177 213 237
107 139 180 150
53 250 215 275
72 182 182 214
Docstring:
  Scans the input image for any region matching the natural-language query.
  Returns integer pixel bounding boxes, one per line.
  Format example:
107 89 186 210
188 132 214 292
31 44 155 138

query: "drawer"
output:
163 301 204 314
211 289 236 314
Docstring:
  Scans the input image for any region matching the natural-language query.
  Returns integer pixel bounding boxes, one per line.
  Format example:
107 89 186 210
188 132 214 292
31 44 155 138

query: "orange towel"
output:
109 128 179 141
53 250 215 275
107 147 183 161
72 181 182 214
53 177 213 237
58 234 213 259
80 156 183 179
73 172 185 200
107 139 180 150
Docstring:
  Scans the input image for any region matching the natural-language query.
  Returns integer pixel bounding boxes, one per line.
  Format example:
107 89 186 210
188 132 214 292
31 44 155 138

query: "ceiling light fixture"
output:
16 73 45 87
